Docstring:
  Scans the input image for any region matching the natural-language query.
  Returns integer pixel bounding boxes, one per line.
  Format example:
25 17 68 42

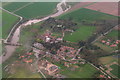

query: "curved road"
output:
0 0 71 64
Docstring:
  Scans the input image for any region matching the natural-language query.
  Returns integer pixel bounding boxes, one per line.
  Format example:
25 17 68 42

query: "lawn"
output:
58 8 117 22
60 63 98 78
2 11 19 39
99 56 118 65
110 64 120 78
3 2 58 19
64 26 96 42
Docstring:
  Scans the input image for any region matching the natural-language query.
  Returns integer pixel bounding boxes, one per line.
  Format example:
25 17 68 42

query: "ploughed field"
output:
3 2 58 19
2 10 19 39
85 2 119 16
58 8 117 43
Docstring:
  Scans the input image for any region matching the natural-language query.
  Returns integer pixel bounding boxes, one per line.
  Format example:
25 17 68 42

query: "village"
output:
2 17 119 78
1 1 119 78
9 29 86 78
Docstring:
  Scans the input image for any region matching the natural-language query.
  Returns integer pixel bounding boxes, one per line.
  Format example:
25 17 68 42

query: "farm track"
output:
0 7 22 18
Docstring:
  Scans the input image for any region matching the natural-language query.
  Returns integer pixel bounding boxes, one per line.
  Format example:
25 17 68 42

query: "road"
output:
92 25 118 44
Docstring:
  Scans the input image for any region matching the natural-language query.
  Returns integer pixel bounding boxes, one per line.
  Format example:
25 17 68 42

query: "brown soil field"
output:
67 2 95 12
85 2 119 16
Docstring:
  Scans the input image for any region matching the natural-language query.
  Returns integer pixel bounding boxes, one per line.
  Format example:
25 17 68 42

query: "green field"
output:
3 2 58 19
59 63 98 78
2 11 19 39
58 8 116 22
110 64 120 78
107 30 118 37
3 2 30 12
64 26 96 42
106 30 119 39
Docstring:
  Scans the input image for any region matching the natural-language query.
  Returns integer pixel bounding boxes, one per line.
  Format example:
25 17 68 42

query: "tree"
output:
78 40 86 47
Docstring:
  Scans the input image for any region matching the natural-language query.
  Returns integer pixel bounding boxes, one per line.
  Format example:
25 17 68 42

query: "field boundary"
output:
13 2 34 13
1 7 22 18
59 2 96 17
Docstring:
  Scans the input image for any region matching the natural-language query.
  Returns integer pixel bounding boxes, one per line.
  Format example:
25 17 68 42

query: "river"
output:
0 0 71 64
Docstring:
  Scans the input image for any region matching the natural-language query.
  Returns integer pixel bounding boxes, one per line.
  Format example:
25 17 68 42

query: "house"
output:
33 43 45 50
57 38 63 41
38 60 59 75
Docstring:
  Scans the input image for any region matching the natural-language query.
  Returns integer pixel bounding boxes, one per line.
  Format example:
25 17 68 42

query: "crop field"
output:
64 26 96 42
59 8 117 22
3 2 58 19
2 11 19 39
110 64 120 78
2 2 30 12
